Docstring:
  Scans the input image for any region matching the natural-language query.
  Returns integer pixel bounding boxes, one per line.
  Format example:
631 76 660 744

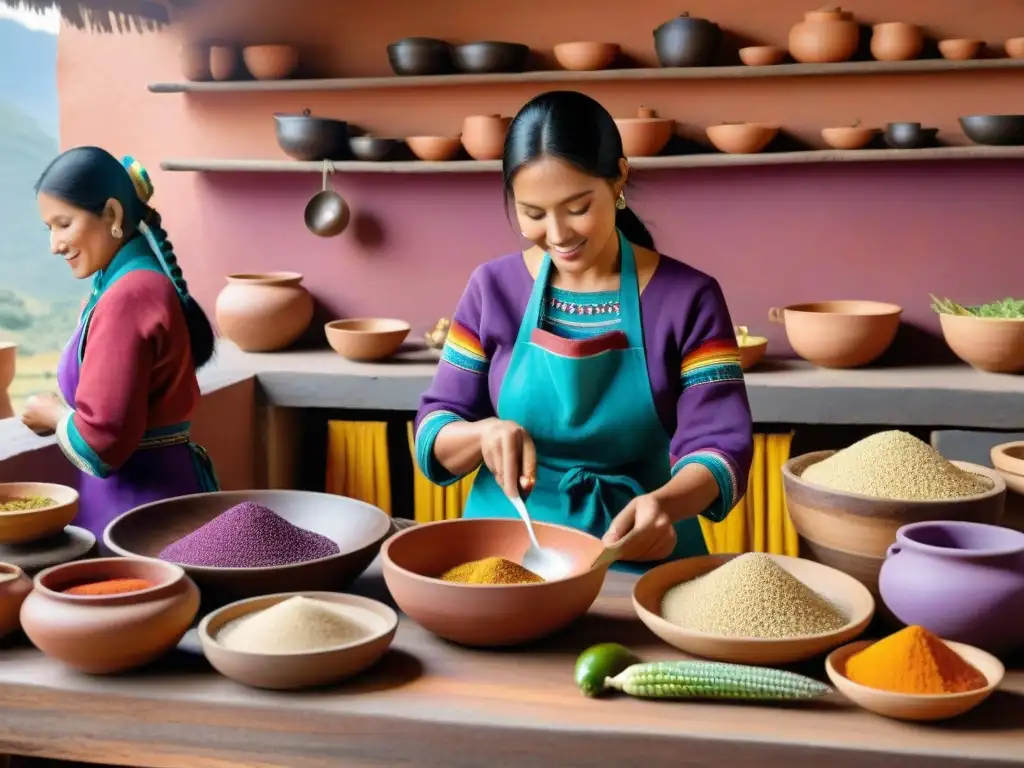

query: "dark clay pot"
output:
454 41 530 74
386 37 454 76
884 122 938 149
653 12 722 68
959 115 1024 146
274 109 351 161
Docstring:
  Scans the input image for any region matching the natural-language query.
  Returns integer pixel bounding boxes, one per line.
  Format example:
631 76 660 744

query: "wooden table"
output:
0 564 1020 768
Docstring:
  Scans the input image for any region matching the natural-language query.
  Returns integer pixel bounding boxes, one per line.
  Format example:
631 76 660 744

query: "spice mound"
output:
0 496 57 512
439 556 544 585
158 501 340 568
64 578 155 596
661 553 847 638
217 596 372 654
844 625 989 695
801 430 989 501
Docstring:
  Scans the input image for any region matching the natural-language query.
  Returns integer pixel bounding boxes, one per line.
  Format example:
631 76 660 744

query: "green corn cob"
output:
605 661 832 701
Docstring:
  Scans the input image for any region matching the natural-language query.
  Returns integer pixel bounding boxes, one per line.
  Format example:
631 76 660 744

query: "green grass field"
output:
8 350 61 414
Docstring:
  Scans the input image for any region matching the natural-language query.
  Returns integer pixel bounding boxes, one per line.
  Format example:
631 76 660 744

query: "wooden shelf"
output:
161 146 1024 174
149 57 1024 94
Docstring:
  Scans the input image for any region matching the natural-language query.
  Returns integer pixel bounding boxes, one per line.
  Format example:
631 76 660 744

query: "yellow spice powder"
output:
439 556 544 585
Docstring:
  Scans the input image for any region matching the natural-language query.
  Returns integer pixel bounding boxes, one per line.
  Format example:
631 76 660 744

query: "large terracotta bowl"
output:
0 482 79 544
325 318 411 361
782 451 1006 595
103 490 392 609
769 300 902 368
381 518 607 646
938 314 1024 373
634 554 875 665
20 557 199 674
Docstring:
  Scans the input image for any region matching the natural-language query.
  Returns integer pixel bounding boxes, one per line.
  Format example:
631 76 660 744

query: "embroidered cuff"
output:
414 409 468 487
680 339 744 390
440 321 489 375
56 410 111 479
671 450 739 523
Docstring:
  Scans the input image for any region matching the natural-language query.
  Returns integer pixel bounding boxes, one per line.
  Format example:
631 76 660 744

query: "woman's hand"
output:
21 393 67 436
603 494 677 562
479 419 537 499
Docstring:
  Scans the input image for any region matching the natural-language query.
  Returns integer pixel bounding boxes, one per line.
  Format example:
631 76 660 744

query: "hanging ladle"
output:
304 160 350 238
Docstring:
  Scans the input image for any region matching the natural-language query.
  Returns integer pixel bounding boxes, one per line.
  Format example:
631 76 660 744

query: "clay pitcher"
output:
0 562 32 639
879 521 1024 657
215 272 315 353
0 342 16 419
788 7 860 63
461 114 512 161
870 22 924 61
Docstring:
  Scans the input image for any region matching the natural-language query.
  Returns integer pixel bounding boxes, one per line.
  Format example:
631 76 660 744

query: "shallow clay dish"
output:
0 525 95 574
381 518 607 647
991 441 1024 496
20 557 199 674
938 38 983 60
0 482 79 545
633 553 875 665
553 41 620 70
706 122 779 154
938 314 1024 373
0 562 32 639
199 591 398 690
768 300 901 368
242 44 299 80
103 490 392 608
822 126 880 150
825 639 1003 721
325 318 411 361
614 107 674 157
406 136 462 162
738 45 786 66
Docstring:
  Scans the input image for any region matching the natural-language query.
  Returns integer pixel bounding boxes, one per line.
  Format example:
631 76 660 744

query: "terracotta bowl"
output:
0 562 32 639
615 107 674 157
0 525 95 576
199 591 398 690
991 442 1024 496
325 318 411 362
242 44 299 80
179 43 211 81
822 126 880 150
737 334 768 370
406 136 462 162
0 482 79 545
768 300 902 368
826 639 1003 721
938 38 983 60
461 115 512 161
209 45 238 81
938 314 1024 373
782 451 1006 595
553 41 620 71
706 123 779 154
20 557 199 674
1005 37 1024 59
633 553 874 665
738 45 786 66
103 490 392 608
381 518 608 647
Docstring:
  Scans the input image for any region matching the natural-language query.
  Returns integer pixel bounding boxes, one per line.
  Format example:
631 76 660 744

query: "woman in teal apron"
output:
414 91 753 573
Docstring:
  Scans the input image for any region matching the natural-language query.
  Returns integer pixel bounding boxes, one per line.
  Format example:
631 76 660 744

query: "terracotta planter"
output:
768 300 901 368
615 107 674 157
788 7 860 64
180 43 211 81
461 115 511 161
0 562 32 639
0 342 15 420
215 272 314 353
20 557 199 674
209 45 239 81
938 314 1024 373
870 22 924 61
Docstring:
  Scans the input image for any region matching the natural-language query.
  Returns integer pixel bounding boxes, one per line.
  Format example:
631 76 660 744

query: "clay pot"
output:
406 136 462 162
706 122 779 154
0 482 78 545
209 45 239 81
179 43 211 81
768 300 901 368
461 115 512 161
652 12 722 68
20 557 200 673
1004 37 1024 59
553 42 620 71
325 319 411 362
821 125 879 149
739 45 786 66
788 7 860 64
387 38 455 76
614 107 674 157
880 521 1024 656
215 272 314 353
0 342 15 420
938 314 1024 373
242 45 299 80
939 38 983 60
870 22 924 61
884 122 939 149
992 442 1024 497
0 562 32 639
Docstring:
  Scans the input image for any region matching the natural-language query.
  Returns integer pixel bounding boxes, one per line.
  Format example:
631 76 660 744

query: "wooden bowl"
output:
938 38 983 60
738 334 768 370
633 554 875 665
325 318 411 361
825 639 1003 721
938 314 1024 373
406 136 462 162
103 490 392 609
0 483 79 545
768 300 902 368
822 126 880 150
381 518 608 647
782 451 1006 595
991 441 1024 496
199 591 398 690
242 44 299 80
738 45 786 66
706 123 779 154
553 41 620 71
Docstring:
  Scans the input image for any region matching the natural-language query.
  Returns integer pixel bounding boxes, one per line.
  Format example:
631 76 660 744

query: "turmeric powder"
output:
844 625 988 695
439 556 543 585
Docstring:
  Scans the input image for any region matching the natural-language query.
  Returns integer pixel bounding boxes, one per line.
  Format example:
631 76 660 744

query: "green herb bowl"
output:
938 313 1024 373
0 482 79 545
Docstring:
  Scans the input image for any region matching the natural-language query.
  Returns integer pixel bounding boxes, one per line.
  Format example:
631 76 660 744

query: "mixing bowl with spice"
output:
0 482 78 544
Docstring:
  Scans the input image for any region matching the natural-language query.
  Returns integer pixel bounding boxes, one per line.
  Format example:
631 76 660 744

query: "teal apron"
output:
462 231 709 573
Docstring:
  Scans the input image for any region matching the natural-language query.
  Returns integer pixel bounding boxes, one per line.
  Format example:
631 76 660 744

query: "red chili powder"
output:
63 578 155 596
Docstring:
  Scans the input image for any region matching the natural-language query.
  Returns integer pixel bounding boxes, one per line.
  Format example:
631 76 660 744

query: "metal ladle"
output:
304 160 350 238
508 494 574 581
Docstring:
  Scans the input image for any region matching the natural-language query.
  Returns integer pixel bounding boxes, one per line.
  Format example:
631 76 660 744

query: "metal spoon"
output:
508 494 574 581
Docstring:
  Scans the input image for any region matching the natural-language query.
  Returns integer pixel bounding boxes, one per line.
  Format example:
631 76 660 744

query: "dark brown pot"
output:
652 13 722 68
274 109 351 161
386 37 454 76
454 41 530 73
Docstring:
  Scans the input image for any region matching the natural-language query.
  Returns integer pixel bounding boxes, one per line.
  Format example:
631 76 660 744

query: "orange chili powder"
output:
64 578 155 596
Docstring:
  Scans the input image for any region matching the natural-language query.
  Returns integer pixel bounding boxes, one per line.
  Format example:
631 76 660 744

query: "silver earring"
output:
615 192 627 210
111 224 123 239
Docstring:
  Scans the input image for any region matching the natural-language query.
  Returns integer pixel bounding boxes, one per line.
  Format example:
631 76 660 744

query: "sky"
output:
0 5 59 34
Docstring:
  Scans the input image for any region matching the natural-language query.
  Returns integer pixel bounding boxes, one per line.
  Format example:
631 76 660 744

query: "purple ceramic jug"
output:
879 520 1024 656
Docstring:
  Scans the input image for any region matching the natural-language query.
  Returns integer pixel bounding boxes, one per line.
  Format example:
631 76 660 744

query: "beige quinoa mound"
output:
801 430 990 501
217 596 371 654
661 553 847 639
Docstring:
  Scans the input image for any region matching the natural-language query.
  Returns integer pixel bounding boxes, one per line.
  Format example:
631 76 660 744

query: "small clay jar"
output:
215 272 315 353
788 7 860 64
209 45 239 81
461 115 512 161
870 22 924 61
0 562 32 639
180 43 211 81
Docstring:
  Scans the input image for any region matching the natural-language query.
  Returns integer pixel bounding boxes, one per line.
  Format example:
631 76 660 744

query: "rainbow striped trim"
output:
414 409 466 487
440 320 489 375
680 338 744 389
671 449 739 523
